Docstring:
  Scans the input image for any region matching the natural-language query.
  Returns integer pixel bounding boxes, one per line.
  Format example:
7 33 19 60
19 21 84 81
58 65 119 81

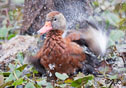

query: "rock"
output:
0 35 38 64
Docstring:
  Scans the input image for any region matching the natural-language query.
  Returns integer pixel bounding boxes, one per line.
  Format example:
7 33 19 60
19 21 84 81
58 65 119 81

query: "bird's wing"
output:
63 24 107 56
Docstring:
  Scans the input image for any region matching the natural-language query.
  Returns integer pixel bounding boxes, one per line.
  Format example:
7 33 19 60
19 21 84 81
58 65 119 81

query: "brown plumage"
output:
31 11 86 77
37 30 85 76
28 11 107 78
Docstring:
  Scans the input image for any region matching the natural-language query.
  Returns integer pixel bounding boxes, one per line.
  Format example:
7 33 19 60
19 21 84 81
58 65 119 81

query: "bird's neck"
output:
42 30 65 56
44 30 65 49
46 30 64 38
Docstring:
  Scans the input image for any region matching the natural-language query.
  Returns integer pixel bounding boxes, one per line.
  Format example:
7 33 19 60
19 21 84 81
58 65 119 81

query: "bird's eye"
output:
54 18 57 21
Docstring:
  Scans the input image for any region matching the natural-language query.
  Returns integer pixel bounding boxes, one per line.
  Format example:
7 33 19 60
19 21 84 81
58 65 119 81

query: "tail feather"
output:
76 53 101 76
81 53 101 76
26 56 46 75
80 23 108 56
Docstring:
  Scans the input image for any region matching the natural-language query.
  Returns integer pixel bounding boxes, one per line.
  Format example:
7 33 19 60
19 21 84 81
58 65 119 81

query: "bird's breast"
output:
42 37 66 57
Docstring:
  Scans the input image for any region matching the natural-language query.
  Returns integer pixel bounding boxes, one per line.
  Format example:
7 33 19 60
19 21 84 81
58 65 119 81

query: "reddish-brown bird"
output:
28 11 107 78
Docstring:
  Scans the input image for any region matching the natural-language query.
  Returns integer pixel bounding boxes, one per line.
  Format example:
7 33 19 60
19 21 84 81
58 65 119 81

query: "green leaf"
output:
65 79 73 83
115 3 126 12
102 11 120 27
120 26 126 30
5 73 15 82
71 78 83 87
93 1 99 7
118 18 126 26
0 26 8 38
25 82 35 88
122 3 126 11
8 34 16 40
46 83 53 88
37 80 45 86
71 75 94 87
25 73 32 77
108 75 118 80
59 84 67 88
108 30 125 46
12 0 24 5
1 72 11 77
9 63 16 71
37 79 47 86
16 64 27 71
101 87 107 88
34 84 41 88
14 70 22 78
32 69 38 74
12 78 23 86
16 52 24 65
5 70 22 83
118 68 126 72
55 72 69 80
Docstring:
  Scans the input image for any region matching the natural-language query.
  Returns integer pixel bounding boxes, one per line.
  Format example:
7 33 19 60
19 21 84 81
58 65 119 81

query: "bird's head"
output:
38 11 66 35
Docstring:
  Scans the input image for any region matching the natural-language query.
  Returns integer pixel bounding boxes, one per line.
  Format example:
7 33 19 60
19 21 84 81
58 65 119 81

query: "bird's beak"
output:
37 21 52 35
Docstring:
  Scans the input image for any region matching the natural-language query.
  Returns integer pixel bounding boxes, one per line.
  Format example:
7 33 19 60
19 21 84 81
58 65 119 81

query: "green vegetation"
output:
0 0 126 88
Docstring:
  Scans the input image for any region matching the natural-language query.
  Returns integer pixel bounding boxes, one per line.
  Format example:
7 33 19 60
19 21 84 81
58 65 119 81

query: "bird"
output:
27 11 108 79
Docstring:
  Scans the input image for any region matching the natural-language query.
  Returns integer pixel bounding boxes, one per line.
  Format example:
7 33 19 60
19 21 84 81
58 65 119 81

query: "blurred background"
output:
0 0 126 42
0 0 126 88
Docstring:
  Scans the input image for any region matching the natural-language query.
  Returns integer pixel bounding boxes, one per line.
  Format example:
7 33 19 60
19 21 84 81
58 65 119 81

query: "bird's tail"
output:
81 21 108 56
24 55 46 74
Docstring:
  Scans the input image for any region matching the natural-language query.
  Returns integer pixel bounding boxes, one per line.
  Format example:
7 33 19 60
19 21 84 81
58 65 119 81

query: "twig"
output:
13 71 19 80
108 79 114 88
